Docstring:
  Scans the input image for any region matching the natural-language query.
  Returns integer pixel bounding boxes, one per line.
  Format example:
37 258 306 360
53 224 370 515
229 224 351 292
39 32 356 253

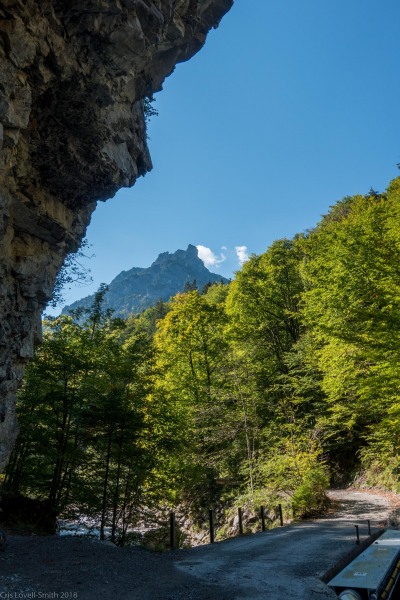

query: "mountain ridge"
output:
62 245 229 317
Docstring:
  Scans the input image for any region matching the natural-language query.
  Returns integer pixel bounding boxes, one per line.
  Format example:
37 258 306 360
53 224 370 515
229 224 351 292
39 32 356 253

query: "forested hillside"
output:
3 178 400 543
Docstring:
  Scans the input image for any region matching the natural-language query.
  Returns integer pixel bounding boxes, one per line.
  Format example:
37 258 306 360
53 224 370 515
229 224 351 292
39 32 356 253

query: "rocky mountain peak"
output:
63 245 229 318
153 244 202 266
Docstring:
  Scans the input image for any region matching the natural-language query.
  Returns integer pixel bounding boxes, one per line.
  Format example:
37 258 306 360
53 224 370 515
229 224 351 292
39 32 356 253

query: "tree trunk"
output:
100 429 113 541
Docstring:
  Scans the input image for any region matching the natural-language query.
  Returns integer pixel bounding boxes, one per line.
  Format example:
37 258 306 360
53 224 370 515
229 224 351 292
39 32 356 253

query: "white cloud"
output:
235 245 249 266
221 245 227 251
196 245 226 269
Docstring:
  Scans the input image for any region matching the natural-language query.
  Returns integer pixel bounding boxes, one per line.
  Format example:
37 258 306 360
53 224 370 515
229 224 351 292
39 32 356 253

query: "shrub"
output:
291 466 330 518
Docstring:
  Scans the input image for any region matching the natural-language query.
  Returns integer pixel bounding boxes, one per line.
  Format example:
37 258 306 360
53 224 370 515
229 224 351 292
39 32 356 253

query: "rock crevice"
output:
0 0 233 469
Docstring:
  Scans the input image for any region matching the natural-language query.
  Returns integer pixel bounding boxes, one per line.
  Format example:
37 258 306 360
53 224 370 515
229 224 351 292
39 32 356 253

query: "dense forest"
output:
2 177 400 545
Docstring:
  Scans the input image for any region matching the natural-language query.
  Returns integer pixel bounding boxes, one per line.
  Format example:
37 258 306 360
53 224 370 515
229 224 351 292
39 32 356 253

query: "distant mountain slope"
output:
62 244 229 317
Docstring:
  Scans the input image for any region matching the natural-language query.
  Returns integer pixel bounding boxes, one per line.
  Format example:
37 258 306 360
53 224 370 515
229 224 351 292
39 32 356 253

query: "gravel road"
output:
0 489 398 600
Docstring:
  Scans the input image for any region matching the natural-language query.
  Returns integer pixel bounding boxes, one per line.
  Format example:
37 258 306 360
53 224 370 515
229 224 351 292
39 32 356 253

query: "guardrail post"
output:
278 503 283 527
209 509 215 543
354 524 360 545
367 519 371 536
260 506 266 532
238 507 243 535
170 512 176 549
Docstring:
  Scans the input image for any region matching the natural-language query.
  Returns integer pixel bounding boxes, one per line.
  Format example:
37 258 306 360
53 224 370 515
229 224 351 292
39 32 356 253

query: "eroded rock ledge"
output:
0 0 233 469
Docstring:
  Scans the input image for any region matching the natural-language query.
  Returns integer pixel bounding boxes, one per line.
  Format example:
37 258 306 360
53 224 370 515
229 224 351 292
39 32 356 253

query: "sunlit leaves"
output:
300 179 400 484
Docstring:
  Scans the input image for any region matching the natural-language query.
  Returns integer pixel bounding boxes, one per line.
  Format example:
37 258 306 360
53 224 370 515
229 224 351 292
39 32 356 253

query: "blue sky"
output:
56 0 400 310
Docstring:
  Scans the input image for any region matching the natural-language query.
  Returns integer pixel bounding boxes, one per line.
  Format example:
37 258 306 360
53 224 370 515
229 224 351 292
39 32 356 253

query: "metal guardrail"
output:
328 530 400 600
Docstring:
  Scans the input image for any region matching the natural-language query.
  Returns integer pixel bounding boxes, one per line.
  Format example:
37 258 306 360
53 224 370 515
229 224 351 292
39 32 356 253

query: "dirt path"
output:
326 488 399 522
0 489 398 599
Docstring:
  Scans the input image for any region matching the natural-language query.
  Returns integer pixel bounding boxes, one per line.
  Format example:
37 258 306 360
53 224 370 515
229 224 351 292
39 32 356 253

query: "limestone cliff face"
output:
0 0 233 469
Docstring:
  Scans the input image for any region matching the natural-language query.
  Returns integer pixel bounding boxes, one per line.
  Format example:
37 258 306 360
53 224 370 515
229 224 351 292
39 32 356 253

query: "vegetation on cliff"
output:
3 177 400 543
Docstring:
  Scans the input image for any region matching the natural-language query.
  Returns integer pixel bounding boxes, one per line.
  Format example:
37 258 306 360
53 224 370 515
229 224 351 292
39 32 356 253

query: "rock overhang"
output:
0 0 233 469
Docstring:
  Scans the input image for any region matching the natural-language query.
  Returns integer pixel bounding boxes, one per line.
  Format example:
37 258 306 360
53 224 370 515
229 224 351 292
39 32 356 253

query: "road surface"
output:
0 489 396 599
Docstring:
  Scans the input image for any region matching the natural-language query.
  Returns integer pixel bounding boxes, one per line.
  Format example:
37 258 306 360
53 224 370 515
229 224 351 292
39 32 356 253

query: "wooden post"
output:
238 507 243 535
170 512 176 549
278 504 283 527
355 524 360 545
260 506 266 532
209 509 215 543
